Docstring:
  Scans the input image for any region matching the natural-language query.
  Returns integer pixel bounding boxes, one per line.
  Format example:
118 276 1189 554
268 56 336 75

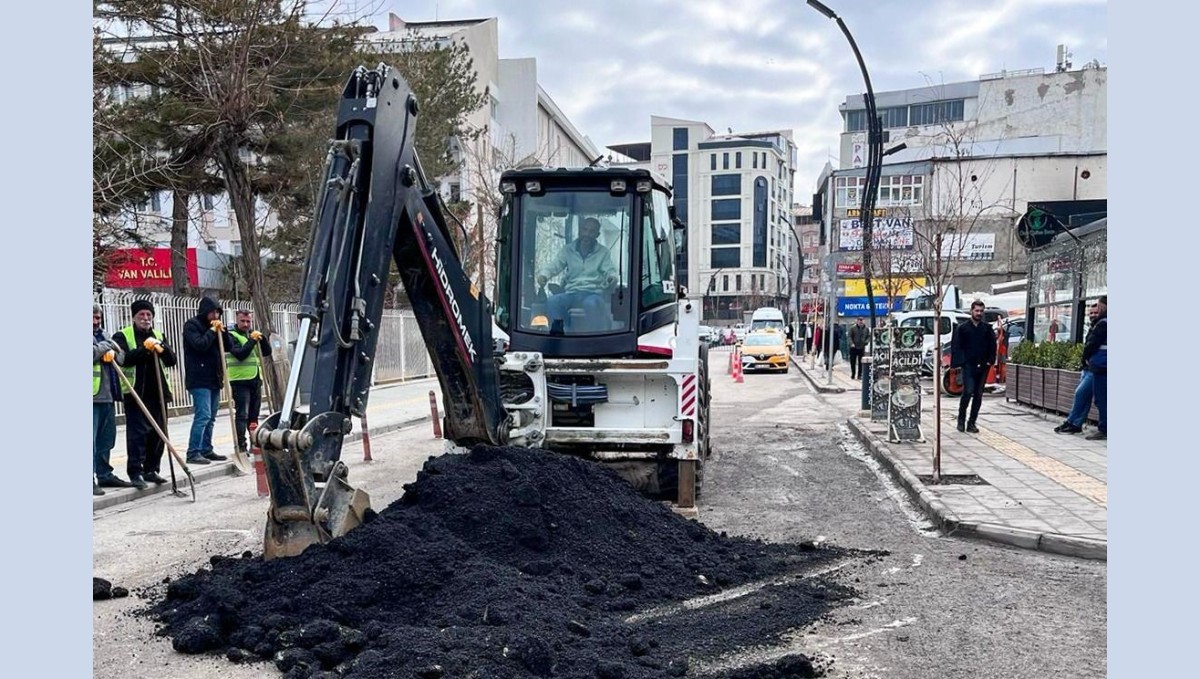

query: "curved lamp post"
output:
807 0 883 330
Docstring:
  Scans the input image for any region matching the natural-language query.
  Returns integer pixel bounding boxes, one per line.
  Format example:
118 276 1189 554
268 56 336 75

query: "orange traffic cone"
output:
727 345 734 374
733 348 744 383
248 421 269 498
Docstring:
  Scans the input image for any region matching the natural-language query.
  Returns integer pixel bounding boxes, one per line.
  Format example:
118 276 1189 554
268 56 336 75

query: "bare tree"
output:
903 121 1010 480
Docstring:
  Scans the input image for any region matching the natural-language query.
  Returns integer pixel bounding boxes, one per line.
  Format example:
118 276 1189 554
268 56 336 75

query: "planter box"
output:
1011 364 1101 424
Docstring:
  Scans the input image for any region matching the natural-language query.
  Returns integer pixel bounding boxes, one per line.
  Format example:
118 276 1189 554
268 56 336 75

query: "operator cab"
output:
495 168 679 358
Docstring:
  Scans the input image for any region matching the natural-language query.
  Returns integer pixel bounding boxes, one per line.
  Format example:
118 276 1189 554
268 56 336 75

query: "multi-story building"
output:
613 116 797 323
813 59 1107 318
790 204 821 317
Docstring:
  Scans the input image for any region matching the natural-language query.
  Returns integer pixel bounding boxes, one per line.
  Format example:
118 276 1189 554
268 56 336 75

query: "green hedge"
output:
1009 340 1084 369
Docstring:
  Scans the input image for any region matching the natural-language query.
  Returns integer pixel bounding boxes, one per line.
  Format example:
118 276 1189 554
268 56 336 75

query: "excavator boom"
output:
254 64 507 558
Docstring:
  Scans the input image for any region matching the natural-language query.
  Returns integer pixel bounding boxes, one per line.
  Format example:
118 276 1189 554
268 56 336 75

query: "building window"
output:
673 127 688 151
752 153 758 169
673 153 690 283
711 174 741 196
722 275 729 292
722 153 729 170
711 224 741 245
735 152 742 169
711 248 740 268
710 153 716 171
149 192 161 213
711 199 741 221
202 195 214 211
449 182 462 203
834 175 865 208
753 177 768 268
735 274 742 291
909 99 965 126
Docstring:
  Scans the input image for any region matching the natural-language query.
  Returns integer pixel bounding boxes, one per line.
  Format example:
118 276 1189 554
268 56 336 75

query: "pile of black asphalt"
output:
147 445 865 678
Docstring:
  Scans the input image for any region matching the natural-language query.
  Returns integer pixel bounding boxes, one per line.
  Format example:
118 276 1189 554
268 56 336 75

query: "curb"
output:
790 356 845 394
845 417 1107 561
92 415 431 512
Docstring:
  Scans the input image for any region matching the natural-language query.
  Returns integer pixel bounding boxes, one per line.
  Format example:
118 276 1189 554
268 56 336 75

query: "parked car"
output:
698 325 715 346
733 323 749 341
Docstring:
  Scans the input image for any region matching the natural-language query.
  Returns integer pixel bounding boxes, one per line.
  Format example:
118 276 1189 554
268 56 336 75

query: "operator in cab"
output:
536 217 618 334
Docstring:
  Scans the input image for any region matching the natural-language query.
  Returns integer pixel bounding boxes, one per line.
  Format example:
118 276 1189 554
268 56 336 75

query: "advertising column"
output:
888 326 925 443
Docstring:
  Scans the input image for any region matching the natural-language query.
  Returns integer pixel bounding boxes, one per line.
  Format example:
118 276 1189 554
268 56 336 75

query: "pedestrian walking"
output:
848 317 869 379
813 319 823 362
93 304 133 495
1055 296 1107 440
826 322 844 370
182 296 233 465
950 300 997 433
804 321 813 355
225 309 273 453
111 300 178 489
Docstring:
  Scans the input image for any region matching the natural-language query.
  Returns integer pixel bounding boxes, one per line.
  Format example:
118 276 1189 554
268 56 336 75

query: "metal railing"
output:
94 288 436 416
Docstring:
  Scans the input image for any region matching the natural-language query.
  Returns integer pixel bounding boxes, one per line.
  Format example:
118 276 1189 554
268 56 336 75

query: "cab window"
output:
640 189 676 309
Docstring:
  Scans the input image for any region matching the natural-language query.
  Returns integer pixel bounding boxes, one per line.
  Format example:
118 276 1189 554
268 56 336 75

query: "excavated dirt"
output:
147 446 863 678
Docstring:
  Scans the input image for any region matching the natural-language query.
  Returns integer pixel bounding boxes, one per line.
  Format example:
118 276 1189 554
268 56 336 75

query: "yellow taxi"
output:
739 329 791 373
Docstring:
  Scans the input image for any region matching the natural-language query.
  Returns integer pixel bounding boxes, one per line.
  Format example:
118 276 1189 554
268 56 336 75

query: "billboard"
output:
838 218 914 251
939 233 995 261
837 295 903 316
843 276 927 298
104 248 199 288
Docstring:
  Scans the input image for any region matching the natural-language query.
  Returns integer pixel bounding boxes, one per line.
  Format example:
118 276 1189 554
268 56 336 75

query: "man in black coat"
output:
1056 296 1107 439
182 296 234 465
848 318 869 379
111 299 179 489
950 300 997 433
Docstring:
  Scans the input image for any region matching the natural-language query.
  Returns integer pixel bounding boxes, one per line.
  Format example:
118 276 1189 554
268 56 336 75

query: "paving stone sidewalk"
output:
794 352 1107 560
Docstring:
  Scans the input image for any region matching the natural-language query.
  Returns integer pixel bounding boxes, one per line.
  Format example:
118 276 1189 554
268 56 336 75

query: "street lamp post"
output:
705 268 725 321
807 0 883 330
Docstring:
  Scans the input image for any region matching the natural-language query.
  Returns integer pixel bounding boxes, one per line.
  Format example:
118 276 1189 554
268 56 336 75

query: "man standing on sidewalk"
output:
94 304 133 495
951 300 997 433
1055 296 1107 440
848 317 869 380
182 296 232 466
112 300 178 489
226 309 272 453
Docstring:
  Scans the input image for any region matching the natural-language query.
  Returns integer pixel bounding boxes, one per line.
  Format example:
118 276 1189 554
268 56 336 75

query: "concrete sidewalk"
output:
92 377 443 510
794 354 1107 561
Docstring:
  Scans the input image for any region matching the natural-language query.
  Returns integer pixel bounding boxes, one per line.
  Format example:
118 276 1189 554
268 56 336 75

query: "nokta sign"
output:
104 248 198 288
837 296 902 316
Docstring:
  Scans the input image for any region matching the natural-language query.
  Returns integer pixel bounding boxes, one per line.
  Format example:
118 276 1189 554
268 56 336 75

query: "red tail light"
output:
682 419 694 443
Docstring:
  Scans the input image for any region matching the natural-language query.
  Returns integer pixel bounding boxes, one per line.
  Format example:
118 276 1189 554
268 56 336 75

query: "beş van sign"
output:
104 248 199 288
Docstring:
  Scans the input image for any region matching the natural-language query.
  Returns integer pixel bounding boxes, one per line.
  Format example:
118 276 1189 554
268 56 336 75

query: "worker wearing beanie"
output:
182 296 233 465
111 299 178 489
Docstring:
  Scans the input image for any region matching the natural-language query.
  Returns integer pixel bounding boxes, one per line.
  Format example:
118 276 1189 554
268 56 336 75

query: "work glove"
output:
250 330 264 341
211 319 225 332
143 337 164 353
102 350 115 363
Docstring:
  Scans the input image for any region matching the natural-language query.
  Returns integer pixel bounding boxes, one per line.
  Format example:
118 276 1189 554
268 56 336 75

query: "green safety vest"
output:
225 330 260 381
93 362 102 396
118 326 166 395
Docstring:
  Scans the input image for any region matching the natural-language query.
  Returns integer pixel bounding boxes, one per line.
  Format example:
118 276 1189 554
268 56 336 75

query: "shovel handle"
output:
114 366 190 474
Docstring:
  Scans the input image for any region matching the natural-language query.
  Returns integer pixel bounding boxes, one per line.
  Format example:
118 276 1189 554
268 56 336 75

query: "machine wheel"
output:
694 344 712 499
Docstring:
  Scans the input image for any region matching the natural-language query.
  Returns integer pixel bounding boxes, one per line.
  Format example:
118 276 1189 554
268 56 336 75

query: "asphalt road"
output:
92 355 1105 678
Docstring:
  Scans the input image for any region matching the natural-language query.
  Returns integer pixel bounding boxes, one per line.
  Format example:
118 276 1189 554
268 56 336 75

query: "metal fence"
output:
94 288 436 415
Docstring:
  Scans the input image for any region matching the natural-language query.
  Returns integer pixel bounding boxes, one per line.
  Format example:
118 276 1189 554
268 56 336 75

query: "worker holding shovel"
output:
225 309 272 456
111 299 178 490
181 297 233 467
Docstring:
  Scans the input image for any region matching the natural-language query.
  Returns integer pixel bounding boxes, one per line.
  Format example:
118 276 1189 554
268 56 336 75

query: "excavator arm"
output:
254 64 508 558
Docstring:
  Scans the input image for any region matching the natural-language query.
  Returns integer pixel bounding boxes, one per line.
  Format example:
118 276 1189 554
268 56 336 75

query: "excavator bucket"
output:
262 464 371 561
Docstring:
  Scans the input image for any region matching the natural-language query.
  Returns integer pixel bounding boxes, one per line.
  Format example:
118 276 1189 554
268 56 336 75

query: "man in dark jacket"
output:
111 299 178 489
950 300 997 433
848 318 869 379
1056 296 1107 440
226 309 273 452
94 304 132 495
182 296 233 465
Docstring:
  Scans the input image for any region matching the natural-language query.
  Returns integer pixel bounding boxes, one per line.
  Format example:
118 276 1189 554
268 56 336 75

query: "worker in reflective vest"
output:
111 299 178 489
226 309 272 452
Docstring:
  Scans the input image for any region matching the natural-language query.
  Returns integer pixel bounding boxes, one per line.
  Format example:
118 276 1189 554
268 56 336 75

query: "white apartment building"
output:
814 60 1107 316
615 116 797 323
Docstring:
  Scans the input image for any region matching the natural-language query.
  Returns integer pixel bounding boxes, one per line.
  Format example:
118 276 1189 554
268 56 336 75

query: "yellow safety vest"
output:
118 326 166 395
93 362 102 396
225 330 260 381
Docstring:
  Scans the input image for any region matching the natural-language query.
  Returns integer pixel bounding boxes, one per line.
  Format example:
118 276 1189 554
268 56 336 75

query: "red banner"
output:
104 248 198 288
836 262 863 276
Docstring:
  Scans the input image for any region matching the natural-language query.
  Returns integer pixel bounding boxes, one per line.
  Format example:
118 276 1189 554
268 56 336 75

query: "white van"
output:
901 285 962 313
749 307 786 333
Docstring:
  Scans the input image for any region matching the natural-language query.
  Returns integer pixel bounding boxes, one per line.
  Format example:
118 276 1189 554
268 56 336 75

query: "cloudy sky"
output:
348 0 1106 196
